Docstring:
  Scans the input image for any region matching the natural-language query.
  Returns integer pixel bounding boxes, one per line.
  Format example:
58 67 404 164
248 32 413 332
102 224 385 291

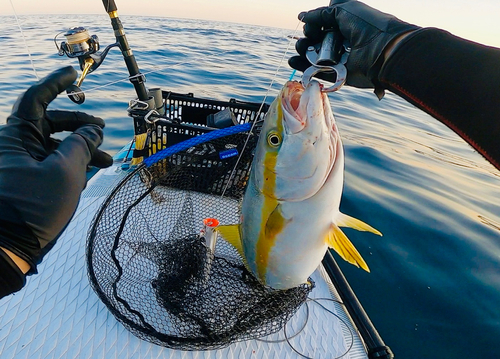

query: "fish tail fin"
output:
326 223 370 272
217 224 245 259
336 213 382 236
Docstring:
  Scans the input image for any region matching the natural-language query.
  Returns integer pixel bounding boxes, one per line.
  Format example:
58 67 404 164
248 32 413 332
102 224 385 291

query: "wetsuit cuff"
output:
0 248 26 299
0 204 40 275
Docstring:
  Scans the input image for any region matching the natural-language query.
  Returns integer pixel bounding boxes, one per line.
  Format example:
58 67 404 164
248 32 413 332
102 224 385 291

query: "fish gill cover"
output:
86 123 313 350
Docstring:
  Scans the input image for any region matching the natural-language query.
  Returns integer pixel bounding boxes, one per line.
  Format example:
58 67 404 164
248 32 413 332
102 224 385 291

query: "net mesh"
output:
86 125 314 350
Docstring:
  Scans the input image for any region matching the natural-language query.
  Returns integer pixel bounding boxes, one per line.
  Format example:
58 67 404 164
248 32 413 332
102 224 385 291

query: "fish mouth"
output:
281 81 323 135
283 81 304 112
261 79 338 201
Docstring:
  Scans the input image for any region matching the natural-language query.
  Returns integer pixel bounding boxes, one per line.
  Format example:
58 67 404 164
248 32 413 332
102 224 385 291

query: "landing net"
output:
86 123 314 350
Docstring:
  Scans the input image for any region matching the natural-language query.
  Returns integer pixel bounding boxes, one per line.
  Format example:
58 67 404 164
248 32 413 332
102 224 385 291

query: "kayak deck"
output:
0 150 368 359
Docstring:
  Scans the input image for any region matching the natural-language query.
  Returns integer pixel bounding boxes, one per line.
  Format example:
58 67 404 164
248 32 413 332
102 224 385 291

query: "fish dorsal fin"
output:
326 223 370 272
217 224 245 259
336 213 382 236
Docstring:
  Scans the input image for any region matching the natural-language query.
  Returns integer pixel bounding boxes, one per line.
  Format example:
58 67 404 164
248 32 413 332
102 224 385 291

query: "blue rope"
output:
144 122 252 167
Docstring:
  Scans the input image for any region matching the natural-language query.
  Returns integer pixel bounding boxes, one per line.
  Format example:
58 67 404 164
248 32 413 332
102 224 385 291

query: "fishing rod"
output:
56 0 166 162
56 0 150 106
101 0 148 102
322 252 393 358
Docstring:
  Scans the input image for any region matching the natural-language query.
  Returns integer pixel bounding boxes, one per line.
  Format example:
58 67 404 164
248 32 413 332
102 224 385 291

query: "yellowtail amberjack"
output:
218 80 381 290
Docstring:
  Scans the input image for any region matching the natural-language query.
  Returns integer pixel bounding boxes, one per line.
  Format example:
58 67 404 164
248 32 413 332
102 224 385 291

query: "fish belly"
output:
262 155 344 290
263 199 334 290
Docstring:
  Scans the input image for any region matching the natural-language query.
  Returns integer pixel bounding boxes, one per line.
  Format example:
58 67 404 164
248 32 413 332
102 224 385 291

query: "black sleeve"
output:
0 249 26 299
379 28 500 170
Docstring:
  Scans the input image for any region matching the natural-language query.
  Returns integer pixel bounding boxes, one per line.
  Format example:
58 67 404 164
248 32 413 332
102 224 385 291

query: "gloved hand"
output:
289 0 421 95
0 66 113 274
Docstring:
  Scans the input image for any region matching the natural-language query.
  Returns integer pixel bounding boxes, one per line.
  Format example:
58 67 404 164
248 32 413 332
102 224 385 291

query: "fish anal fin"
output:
326 223 370 272
217 224 245 259
336 213 382 236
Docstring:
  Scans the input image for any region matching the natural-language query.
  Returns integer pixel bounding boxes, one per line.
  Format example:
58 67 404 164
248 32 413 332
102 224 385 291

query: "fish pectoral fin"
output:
336 213 382 236
326 223 370 272
217 224 245 258
265 204 289 238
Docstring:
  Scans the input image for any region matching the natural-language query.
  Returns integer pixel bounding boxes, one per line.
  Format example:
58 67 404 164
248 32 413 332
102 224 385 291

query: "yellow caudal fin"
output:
217 224 245 259
326 223 370 272
336 213 382 236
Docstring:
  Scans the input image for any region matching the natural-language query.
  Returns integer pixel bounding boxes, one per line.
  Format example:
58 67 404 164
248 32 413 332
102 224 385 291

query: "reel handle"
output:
66 85 85 105
102 0 118 12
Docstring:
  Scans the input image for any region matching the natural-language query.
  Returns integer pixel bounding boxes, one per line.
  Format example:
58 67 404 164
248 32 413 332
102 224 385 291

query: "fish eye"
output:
267 131 282 147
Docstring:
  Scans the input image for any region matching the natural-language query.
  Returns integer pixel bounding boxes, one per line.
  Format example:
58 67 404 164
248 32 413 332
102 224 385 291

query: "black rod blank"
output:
102 1 148 101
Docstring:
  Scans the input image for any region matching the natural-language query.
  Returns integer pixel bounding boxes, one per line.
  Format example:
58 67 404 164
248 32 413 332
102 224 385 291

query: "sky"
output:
2 0 500 47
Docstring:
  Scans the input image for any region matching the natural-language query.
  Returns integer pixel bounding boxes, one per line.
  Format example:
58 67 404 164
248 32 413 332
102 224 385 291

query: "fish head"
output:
253 80 341 201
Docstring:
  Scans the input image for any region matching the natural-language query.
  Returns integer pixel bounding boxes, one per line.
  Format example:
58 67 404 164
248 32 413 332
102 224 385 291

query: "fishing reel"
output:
56 27 119 104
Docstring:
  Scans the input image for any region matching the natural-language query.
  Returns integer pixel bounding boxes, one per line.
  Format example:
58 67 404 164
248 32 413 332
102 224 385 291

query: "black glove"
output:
289 0 420 94
0 66 113 275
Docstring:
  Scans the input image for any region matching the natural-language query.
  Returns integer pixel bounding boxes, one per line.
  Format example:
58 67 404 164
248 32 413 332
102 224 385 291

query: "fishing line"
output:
220 20 304 198
62 48 236 97
257 301 310 344
9 0 39 81
283 298 355 359
257 296 355 359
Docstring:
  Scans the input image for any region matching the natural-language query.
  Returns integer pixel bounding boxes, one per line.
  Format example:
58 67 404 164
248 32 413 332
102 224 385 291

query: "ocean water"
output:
1 14 499 359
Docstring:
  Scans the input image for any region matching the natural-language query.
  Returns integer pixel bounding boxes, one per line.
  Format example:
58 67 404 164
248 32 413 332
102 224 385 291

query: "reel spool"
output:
58 27 100 59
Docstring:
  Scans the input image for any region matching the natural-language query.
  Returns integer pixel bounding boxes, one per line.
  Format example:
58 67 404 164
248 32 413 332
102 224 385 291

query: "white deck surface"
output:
0 159 368 359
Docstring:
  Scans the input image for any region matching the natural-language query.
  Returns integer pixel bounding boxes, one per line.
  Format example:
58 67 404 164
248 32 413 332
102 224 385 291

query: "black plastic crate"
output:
163 91 268 127
131 91 269 159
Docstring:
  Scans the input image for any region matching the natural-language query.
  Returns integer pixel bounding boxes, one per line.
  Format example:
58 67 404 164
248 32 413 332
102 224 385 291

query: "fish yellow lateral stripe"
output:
255 97 285 281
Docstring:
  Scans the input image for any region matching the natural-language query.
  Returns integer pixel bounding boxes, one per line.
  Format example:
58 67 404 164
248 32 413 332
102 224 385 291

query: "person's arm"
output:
0 67 113 300
380 29 500 169
290 0 500 171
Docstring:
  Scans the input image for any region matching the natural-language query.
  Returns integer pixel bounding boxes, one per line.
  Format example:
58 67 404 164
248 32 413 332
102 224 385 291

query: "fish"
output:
217 80 381 290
